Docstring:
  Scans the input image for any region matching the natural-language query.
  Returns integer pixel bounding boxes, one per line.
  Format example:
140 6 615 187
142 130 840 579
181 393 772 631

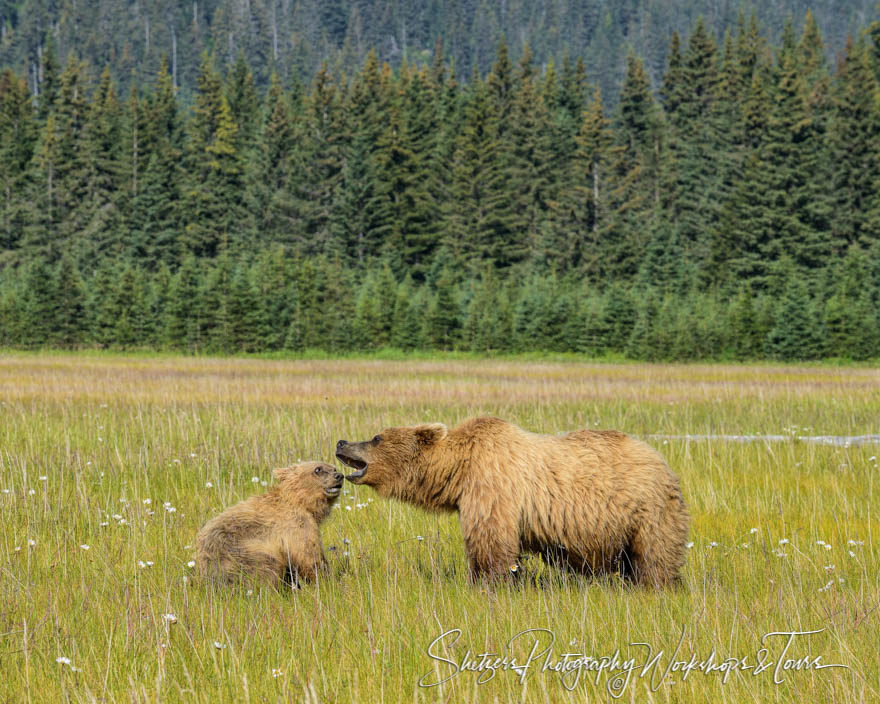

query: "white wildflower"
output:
56 656 71 665
213 641 226 650
778 538 789 545
39 476 47 481
187 560 196 568
80 544 90 551
750 528 758 534
162 614 177 623
685 542 694 549
272 668 283 678
205 482 213 488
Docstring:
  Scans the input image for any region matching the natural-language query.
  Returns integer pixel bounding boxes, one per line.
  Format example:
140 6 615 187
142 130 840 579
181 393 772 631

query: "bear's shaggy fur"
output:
336 418 689 586
196 461 343 586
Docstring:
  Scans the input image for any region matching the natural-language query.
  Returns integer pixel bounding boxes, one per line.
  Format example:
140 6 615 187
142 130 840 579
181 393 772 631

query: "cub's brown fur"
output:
337 418 689 587
196 462 343 586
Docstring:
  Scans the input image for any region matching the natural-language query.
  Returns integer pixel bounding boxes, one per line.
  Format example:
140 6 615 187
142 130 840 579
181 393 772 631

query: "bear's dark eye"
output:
372 435 382 444
314 467 321 475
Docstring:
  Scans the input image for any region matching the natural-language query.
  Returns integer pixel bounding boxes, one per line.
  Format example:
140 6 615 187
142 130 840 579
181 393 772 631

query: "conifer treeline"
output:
1 12 880 360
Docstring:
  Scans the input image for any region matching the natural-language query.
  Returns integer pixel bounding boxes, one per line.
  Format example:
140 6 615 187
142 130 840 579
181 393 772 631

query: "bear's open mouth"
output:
325 485 342 497
336 453 367 480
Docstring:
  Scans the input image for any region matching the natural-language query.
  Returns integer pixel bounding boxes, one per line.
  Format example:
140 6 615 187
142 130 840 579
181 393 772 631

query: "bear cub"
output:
196 461 343 587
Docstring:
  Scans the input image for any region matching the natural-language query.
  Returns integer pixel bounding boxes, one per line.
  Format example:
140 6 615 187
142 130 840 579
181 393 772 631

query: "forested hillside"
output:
1 9 879 360
1 0 877 102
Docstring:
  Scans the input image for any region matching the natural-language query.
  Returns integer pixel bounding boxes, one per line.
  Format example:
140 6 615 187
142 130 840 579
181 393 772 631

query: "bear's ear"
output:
273 466 295 482
415 423 448 446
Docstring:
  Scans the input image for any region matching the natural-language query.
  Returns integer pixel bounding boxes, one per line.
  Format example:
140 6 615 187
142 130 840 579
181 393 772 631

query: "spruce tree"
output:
0 70 38 255
53 254 86 348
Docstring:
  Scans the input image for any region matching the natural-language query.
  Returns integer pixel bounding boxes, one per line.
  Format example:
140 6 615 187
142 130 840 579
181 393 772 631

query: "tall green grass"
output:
0 354 877 702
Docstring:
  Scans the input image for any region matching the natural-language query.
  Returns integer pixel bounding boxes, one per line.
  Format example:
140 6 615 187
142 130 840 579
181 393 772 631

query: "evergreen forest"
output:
1 8 880 361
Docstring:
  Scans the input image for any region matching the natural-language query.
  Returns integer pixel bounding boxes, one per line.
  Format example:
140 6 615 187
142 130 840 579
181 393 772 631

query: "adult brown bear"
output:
336 417 689 586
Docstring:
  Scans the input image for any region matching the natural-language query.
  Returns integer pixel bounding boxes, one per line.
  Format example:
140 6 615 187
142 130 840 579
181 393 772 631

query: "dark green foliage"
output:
0 13 877 361
766 272 828 361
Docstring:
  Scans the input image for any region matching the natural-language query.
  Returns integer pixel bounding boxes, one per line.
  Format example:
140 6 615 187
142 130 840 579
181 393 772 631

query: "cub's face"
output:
274 461 344 500
335 424 448 490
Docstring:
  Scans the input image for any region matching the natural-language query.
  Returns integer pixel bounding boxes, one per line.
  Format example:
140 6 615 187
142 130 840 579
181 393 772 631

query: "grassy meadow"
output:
0 352 878 703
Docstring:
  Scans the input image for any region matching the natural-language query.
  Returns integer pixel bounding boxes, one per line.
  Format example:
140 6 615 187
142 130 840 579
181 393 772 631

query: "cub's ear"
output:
415 423 448 446
273 466 295 481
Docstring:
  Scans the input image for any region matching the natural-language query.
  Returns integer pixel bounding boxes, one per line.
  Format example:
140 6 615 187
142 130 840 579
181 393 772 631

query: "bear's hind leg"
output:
627 518 687 588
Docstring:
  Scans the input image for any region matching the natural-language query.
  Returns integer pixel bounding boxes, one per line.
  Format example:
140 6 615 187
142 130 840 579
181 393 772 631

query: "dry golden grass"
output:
0 352 877 703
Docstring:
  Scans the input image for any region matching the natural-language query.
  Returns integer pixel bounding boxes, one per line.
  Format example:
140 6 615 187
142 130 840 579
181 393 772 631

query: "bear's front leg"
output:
458 494 521 582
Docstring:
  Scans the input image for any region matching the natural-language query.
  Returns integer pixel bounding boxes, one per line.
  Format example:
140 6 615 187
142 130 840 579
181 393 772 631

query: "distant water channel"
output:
648 434 880 447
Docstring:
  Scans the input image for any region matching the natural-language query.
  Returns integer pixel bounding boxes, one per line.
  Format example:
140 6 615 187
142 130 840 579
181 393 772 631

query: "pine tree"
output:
828 38 880 253
507 45 554 262
560 87 612 277
251 73 298 248
20 257 56 347
291 63 346 256
53 254 86 348
602 53 662 280
0 69 37 255
184 87 246 257
665 18 727 273
165 254 203 351
79 65 125 259
225 52 260 154
766 268 827 360
424 269 459 349
446 74 518 269
390 274 423 350
129 57 183 267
